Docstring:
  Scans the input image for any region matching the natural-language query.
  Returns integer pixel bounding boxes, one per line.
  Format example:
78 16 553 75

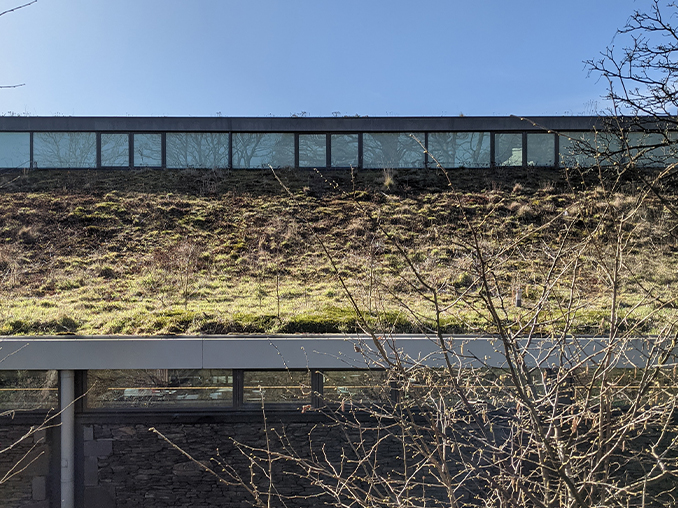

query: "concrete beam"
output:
0 335 668 370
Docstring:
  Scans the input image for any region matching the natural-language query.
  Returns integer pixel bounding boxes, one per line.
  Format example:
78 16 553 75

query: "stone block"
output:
21 501 49 508
83 426 94 441
32 429 46 444
111 426 136 440
84 485 115 508
84 456 98 486
25 449 50 476
32 476 46 501
84 439 113 457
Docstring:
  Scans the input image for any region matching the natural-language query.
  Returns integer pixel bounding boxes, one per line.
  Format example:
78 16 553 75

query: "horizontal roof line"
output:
0 335 664 370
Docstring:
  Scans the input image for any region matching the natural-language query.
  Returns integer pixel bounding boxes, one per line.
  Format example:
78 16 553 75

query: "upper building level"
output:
0 115 673 170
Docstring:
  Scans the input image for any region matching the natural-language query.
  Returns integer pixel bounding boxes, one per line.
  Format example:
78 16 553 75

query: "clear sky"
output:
0 0 643 118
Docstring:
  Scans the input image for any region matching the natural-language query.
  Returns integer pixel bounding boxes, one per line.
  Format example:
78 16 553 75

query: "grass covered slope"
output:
0 167 676 335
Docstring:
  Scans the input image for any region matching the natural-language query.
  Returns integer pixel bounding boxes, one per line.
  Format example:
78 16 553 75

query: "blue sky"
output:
0 0 643 117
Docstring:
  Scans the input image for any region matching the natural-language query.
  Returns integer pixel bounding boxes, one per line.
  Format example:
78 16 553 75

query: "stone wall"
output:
80 414 436 508
0 422 54 508
84 419 340 508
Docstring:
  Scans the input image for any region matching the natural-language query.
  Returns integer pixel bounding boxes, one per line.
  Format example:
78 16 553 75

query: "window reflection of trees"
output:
87 369 232 408
101 134 129 167
526 133 555 167
321 370 390 405
428 132 490 168
560 132 621 167
298 134 326 168
232 133 294 168
243 370 310 404
166 133 229 169
495 133 523 167
133 134 162 167
0 370 58 409
330 134 359 168
363 133 424 169
33 132 96 168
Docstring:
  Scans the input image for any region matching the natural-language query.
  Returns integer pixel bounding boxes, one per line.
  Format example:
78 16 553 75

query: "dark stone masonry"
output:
0 423 55 508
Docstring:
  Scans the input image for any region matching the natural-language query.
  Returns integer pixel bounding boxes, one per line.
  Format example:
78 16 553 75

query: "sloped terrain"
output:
0 167 675 335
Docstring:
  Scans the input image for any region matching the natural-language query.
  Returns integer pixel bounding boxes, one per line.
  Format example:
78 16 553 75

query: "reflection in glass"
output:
87 369 233 408
166 133 229 169
299 134 326 167
331 134 359 167
495 133 523 167
0 132 30 169
527 133 555 167
101 134 129 167
321 370 390 404
133 133 162 167
243 371 310 404
427 132 490 168
626 132 678 167
232 133 294 168
363 132 425 169
559 132 621 167
34 132 96 168
0 370 58 410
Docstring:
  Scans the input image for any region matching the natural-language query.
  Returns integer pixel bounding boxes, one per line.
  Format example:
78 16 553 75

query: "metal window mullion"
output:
161 132 166 169
232 370 244 409
29 131 34 169
554 132 560 168
326 134 331 168
96 133 101 168
312 370 323 408
358 133 363 169
294 133 300 168
424 132 429 168
129 134 134 168
490 132 496 168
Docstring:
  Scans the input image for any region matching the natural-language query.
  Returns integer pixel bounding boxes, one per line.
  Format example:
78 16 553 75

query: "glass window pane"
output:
101 134 129 167
0 132 30 169
527 133 555 167
427 132 490 168
627 132 678 167
133 133 162 167
34 132 96 168
299 134 326 167
232 133 294 169
166 133 229 169
0 370 58 410
363 132 424 169
243 371 310 404
87 369 233 408
322 370 391 404
331 134 359 167
559 132 621 167
495 133 523 167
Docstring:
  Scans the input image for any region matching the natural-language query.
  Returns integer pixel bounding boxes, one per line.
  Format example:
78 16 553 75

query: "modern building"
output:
0 115 673 172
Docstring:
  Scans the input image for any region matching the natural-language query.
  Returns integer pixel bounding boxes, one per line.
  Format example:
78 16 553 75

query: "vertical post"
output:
60 370 75 508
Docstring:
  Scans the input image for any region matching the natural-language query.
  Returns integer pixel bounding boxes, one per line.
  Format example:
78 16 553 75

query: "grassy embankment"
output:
0 166 676 336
